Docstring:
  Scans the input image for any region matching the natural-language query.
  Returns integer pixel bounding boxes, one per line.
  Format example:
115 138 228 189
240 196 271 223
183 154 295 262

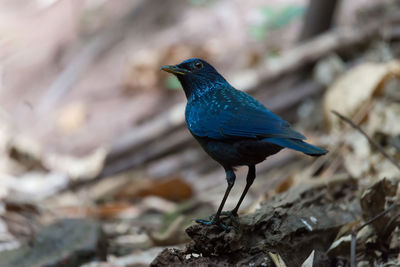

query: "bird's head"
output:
161 58 227 100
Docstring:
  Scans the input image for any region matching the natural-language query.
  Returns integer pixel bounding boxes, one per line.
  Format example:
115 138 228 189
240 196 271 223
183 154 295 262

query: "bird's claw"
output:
195 211 239 231
195 218 230 231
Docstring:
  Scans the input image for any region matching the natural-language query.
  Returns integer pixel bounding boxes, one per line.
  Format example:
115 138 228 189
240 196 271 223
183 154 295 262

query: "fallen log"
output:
151 176 360 266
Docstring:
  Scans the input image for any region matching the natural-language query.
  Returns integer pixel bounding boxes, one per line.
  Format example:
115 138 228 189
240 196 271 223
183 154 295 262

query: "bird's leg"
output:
214 168 236 223
196 168 235 228
230 165 256 217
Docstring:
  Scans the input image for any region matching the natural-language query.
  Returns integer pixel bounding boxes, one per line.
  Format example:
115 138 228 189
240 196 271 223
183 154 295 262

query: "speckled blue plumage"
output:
185 84 306 140
174 59 327 167
161 58 327 227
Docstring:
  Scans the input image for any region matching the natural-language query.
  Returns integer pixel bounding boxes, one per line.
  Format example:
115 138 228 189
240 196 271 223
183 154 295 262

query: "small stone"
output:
0 218 107 267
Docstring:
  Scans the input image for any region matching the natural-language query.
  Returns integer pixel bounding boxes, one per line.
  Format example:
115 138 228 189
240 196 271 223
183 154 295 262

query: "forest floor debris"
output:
0 1 399 266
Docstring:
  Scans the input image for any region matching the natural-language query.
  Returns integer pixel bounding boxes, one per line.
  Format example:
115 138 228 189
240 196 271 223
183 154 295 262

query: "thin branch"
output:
331 110 400 171
350 203 398 267
332 110 400 267
350 231 356 267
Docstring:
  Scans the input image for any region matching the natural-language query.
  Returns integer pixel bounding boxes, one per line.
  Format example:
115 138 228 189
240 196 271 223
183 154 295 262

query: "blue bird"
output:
161 58 327 228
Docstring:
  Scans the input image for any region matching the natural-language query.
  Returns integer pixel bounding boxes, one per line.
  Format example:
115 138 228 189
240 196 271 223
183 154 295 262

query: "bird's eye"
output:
194 61 203 69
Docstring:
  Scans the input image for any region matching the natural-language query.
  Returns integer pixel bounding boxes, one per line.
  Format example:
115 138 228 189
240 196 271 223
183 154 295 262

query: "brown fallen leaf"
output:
323 60 400 130
88 202 137 219
116 176 193 202
274 174 294 194
52 202 141 219
360 177 399 235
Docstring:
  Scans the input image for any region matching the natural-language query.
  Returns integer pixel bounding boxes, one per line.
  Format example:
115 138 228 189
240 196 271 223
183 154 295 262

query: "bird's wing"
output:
186 88 306 140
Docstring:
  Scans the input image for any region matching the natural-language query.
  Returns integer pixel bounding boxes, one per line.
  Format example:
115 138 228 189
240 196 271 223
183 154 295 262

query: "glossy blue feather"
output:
161 58 328 227
161 58 327 159
185 84 306 140
263 137 328 155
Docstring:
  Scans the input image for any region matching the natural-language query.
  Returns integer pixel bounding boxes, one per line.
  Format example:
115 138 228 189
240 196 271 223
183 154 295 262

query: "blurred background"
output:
0 0 400 266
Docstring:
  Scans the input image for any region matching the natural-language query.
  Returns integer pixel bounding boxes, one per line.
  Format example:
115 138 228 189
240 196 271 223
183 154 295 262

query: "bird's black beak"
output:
160 65 187 76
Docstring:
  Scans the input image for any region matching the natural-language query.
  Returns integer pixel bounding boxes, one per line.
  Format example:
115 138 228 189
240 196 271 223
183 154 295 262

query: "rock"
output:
0 218 107 267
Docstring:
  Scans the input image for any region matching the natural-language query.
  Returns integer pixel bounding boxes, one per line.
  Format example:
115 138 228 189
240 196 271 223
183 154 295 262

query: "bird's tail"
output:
263 138 328 156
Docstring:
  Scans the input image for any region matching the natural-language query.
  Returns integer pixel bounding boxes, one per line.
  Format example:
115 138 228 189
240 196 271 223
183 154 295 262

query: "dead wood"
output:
151 176 360 267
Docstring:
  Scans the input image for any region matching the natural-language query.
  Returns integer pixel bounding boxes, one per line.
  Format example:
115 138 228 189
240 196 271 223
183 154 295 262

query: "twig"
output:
350 203 399 267
350 231 356 267
321 100 374 178
332 110 400 171
332 110 400 266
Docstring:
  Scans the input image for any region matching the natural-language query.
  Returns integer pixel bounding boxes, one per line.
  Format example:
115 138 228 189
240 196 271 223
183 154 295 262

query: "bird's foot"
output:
195 218 230 231
195 211 239 231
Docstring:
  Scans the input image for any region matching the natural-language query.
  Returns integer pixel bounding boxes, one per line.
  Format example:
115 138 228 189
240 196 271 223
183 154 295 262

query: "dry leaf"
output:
323 60 400 130
342 132 371 178
301 250 315 267
360 177 399 239
268 252 287 267
116 176 193 202
275 175 294 194
55 202 140 219
43 147 106 180
372 155 400 181
327 234 351 257
367 101 400 137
